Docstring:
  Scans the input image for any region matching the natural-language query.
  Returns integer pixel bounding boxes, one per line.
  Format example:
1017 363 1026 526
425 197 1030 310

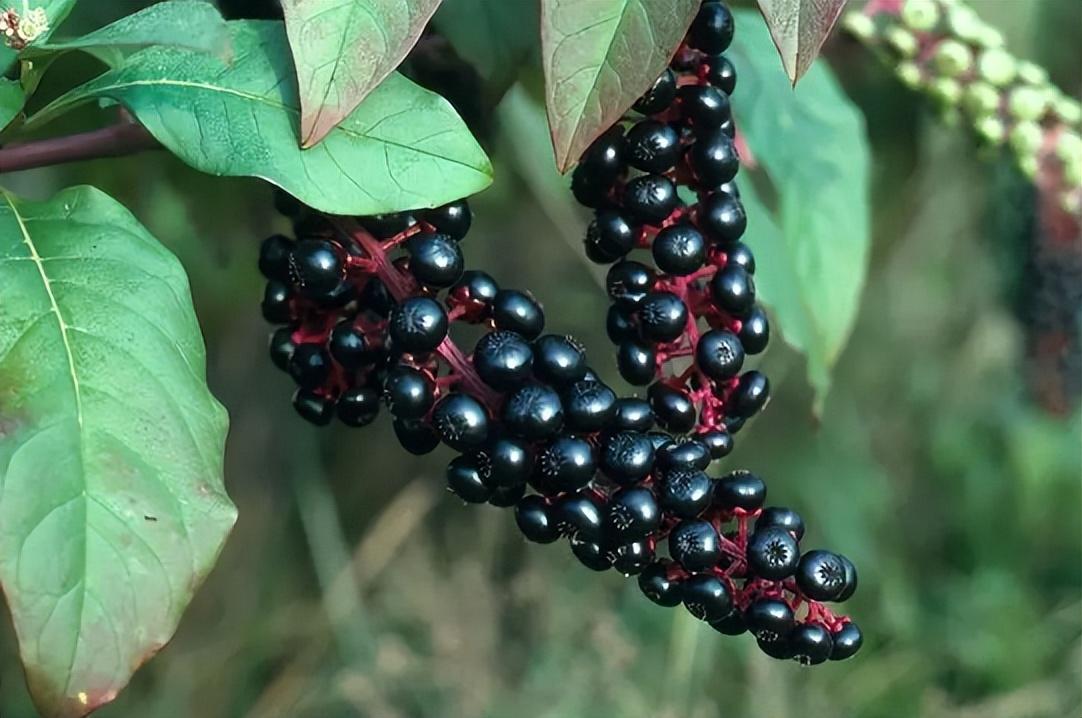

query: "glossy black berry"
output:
515 495 560 543
446 456 492 504
393 418 440 455
607 260 655 307
745 597 795 643
796 550 848 602
288 343 330 389
758 636 795 660
790 623 834 665
538 435 596 493
618 341 657 386
623 174 678 225
292 389 334 425
710 611 747 636
570 538 612 571
432 393 490 451
732 370 770 417
699 429 733 459
262 281 292 324
658 469 713 518
652 224 706 276
601 431 655 484
739 305 770 355
648 382 697 433
587 210 638 259
382 366 434 419
259 234 293 281
405 232 464 288
606 305 639 344
711 265 755 318
830 622 863 661
656 439 711 471
390 297 448 354
533 335 587 386
700 191 747 244
451 270 499 311
421 199 472 239
477 435 533 488
578 126 626 185
695 328 745 380
668 519 721 572
690 1 735 54
688 128 739 188
639 292 687 342
571 166 612 209
563 380 617 432
493 290 544 339
727 242 755 272
556 491 604 542
638 561 683 606
503 383 564 440
626 120 681 173
329 323 374 370
268 327 295 372
360 212 415 239
611 398 655 432
705 54 736 94
633 68 677 115
714 470 766 511
289 239 344 299
337 386 381 427
473 330 534 391
747 526 800 580
836 554 859 602
677 85 731 130
755 506 806 541
488 482 526 507
359 277 394 317
604 486 660 543
610 540 654 575
681 573 733 622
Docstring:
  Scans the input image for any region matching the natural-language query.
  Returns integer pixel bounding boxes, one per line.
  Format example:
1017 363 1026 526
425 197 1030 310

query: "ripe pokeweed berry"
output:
293 212 334 239
503 383 564 440
360 211 415 239
571 167 613 210
259 234 294 282
690 1 735 54
450 270 499 315
657 438 712 471
758 635 795 660
604 486 661 542
618 341 657 386
421 199 472 239
382 366 434 419
727 242 755 272
745 598 795 643
746 526 801 580
705 54 736 95
711 264 756 318
556 491 604 543
289 343 330 389
639 560 683 606
405 232 464 288
588 210 638 258
647 431 672 452
648 382 697 433
681 573 733 622
492 290 544 339
329 322 374 370
696 329 745 380
699 429 733 459
446 455 493 504
639 292 688 343
623 174 678 225
633 68 677 115
533 334 587 386
289 239 345 299
739 306 770 355
724 415 746 434
578 126 626 186
473 330 534 390
538 435 596 493
710 611 747 636
337 386 381 427
732 370 770 417
607 260 655 307
835 554 859 602
390 297 448 354
268 327 295 372
668 519 722 572
293 389 335 425
610 540 654 575
601 431 656 484
688 128 739 188
515 495 560 543
584 235 622 264
610 397 655 432
796 550 848 602
393 418 440 455
756 506 806 541
790 623 834 665
571 538 613 571
489 482 527 508
699 191 747 244
657 468 713 518
626 120 681 173
359 276 394 317
563 380 617 432
716 180 740 198
476 435 534 488
652 224 706 276
262 281 292 324
830 622 863 661
677 85 731 130
714 470 766 511
432 393 490 451
607 304 640 343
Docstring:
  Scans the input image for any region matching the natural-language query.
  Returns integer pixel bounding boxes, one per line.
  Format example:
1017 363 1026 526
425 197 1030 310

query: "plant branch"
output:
0 122 161 173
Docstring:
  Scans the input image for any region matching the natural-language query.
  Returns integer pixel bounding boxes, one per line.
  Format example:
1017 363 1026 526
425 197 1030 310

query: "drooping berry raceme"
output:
256 0 861 665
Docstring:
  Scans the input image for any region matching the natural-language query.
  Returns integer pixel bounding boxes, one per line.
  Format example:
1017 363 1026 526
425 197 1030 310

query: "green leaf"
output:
32 0 231 59
540 0 699 173
0 186 235 718
755 0 846 85
729 9 870 409
28 21 492 215
0 77 24 130
435 0 538 102
0 0 76 72
282 0 443 148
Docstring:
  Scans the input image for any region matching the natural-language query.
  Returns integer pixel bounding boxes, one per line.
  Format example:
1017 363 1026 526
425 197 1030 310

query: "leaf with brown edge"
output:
541 0 699 173
756 0 847 85
282 0 444 148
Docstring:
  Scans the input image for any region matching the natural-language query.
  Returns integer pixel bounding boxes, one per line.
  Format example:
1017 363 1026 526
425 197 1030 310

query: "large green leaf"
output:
435 0 538 102
729 9 870 409
0 187 235 718
0 78 23 130
540 0 698 173
28 21 492 215
282 0 443 148
756 0 846 85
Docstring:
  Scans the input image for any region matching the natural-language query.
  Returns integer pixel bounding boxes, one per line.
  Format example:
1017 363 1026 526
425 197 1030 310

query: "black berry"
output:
390 297 448 354
432 393 490 451
795 550 848 602
382 366 435 419
503 383 564 440
633 69 677 115
652 224 706 276
421 199 472 239
657 468 713 518
292 389 334 425
337 386 381 427
405 232 464 288
714 470 766 511
639 560 683 606
696 329 745 380
746 526 800 580
515 495 560 543
289 239 344 299
681 573 733 621
533 335 587 386
626 120 681 173
668 519 721 571
639 292 688 343
623 174 678 225
493 290 544 339
473 330 534 390
690 1 735 54
601 431 656 484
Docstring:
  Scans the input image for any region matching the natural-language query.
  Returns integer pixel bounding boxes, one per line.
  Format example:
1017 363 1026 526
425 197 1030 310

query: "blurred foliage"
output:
1 1 1080 717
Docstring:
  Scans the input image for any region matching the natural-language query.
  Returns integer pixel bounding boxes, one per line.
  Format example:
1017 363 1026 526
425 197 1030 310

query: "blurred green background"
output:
1 1 1080 717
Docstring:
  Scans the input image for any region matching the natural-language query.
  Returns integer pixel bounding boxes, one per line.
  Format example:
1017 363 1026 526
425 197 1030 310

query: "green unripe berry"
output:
886 27 919 58
1057 132 1082 166
1063 159 1081 189
901 0 939 31
977 49 1016 87
1016 154 1039 179
933 40 972 77
1017 61 1048 86
895 61 923 89
974 26 1004 49
929 77 962 107
1008 86 1049 122
842 12 876 41
1053 96 1082 125
974 115 1006 145
963 83 1000 117
1060 191 1081 216
1009 121 1043 158
946 5 985 43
